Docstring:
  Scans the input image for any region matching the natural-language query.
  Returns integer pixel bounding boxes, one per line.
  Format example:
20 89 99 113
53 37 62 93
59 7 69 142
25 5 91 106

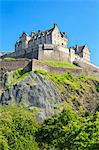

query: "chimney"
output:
31 32 35 37
76 44 78 51
54 23 57 28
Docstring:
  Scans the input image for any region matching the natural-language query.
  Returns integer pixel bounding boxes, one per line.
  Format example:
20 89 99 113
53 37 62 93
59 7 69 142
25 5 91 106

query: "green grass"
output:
3 57 16 60
34 70 90 92
40 60 79 68
88 76 99 82
35 70 99 92
6 68 30 88
35 70 99 112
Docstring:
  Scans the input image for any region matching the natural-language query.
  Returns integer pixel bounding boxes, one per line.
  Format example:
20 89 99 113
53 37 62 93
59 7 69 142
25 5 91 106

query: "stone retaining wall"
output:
32 59 83 75
0 58 31 71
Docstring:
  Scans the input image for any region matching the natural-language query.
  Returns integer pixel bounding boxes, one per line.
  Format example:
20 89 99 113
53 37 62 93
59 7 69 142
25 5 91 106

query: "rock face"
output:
0 72 61 119
0 71 99 120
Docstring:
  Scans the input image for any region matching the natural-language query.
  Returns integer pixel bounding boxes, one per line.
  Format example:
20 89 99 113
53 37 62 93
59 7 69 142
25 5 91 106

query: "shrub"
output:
0 104 39 150
36 107 99 150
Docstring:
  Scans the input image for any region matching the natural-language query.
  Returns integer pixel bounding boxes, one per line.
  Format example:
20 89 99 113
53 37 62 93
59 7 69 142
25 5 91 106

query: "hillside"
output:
0 66 99 119
0 61 99 150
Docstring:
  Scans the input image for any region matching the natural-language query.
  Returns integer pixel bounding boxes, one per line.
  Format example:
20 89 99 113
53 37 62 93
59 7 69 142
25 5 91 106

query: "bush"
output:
0 104 39 150
96 85 99 92
36 107 99 150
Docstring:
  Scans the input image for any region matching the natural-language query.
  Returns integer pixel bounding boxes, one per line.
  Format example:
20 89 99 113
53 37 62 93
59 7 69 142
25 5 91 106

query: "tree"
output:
0 104 39 150
36 107 99 150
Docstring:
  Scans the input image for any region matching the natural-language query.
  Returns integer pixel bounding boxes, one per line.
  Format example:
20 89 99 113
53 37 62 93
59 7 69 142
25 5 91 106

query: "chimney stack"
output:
54 23 57 28
76 44 78 52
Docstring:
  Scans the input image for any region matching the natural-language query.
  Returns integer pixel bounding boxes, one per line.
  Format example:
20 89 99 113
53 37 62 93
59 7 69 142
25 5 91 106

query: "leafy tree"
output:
0 104 39 150
36 107 99 150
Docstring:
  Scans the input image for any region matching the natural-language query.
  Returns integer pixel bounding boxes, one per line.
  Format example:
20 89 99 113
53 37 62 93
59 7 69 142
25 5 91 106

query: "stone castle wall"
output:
0 57 98 78
4 45 38 59
2 44 91 65
0 58 83 76
38 45 69 61
32 59 83 75
0 58 31 72
73 60 99 72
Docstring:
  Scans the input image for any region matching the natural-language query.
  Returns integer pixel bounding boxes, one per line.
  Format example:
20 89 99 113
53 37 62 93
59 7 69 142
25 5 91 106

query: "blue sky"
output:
0 0 99 66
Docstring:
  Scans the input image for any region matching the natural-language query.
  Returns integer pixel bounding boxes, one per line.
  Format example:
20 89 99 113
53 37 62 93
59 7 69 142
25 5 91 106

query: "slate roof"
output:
31 28 54 38
17 24 68 44
76 46 85 53
60 32 67 38
70 45 86 53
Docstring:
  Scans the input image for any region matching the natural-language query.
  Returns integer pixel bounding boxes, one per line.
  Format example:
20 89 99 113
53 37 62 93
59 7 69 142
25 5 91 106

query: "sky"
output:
0 0 99 66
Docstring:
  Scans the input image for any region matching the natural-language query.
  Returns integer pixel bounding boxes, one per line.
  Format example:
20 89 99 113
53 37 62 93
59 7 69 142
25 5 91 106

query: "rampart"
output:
3 45 38 59
0 58 31 72
38 44 70 62
2 44 90 65
32 59 83 75
0 58 98 78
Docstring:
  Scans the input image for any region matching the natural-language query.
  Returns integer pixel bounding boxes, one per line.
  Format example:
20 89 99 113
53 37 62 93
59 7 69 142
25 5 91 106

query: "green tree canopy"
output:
0 104 39 150
36 107 99 150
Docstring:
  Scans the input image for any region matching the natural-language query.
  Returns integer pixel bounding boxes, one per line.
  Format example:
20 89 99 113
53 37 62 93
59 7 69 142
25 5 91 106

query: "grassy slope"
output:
4 62 99 112
34 70 99 112
40 60 79 68
5 68 30 88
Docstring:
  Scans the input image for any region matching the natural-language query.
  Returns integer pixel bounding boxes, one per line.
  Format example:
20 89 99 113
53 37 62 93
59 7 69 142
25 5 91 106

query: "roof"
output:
76 46 85 53
70 45 86 53
16 24 68 44
60 32 68 38
28 26 55 43
31 28 54 38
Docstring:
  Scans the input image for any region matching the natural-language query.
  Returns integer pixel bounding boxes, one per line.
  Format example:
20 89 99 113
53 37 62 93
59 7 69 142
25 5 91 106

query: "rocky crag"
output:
0 66 99 120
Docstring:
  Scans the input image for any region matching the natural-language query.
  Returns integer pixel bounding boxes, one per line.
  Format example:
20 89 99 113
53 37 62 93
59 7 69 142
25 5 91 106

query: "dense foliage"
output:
34 70 94 93
0 69 99 150
0 105 39 150
36 107 99 150
0 104 99 150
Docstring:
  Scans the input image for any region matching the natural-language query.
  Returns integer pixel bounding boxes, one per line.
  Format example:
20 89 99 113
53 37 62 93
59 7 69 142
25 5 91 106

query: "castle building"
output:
15 24 68 51
7 24 90 64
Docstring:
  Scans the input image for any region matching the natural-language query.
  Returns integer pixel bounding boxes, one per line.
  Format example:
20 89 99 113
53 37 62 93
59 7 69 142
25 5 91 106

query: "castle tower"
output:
82 45 90 63
52 24 68 47
15 32 31 51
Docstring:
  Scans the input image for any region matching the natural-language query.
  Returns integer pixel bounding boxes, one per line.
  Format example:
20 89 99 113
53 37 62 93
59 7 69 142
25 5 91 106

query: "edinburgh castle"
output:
3 24 90 63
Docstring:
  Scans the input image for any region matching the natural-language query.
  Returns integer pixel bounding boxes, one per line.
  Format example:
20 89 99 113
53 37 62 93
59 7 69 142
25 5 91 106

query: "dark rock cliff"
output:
0 70 99 120
0 72 62 119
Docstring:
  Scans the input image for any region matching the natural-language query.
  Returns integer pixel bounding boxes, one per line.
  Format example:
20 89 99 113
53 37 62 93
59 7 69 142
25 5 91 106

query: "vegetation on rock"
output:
41 59 79 68
5 68 29 88
34 70 99 113
0 67 99 149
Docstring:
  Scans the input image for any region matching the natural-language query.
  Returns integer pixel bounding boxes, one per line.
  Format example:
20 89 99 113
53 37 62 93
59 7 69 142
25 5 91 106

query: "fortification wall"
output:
73 60 99 77
73 60 99 72
38 44 70 61
3 45 38 59
0 58 31 72
32 59 83 75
